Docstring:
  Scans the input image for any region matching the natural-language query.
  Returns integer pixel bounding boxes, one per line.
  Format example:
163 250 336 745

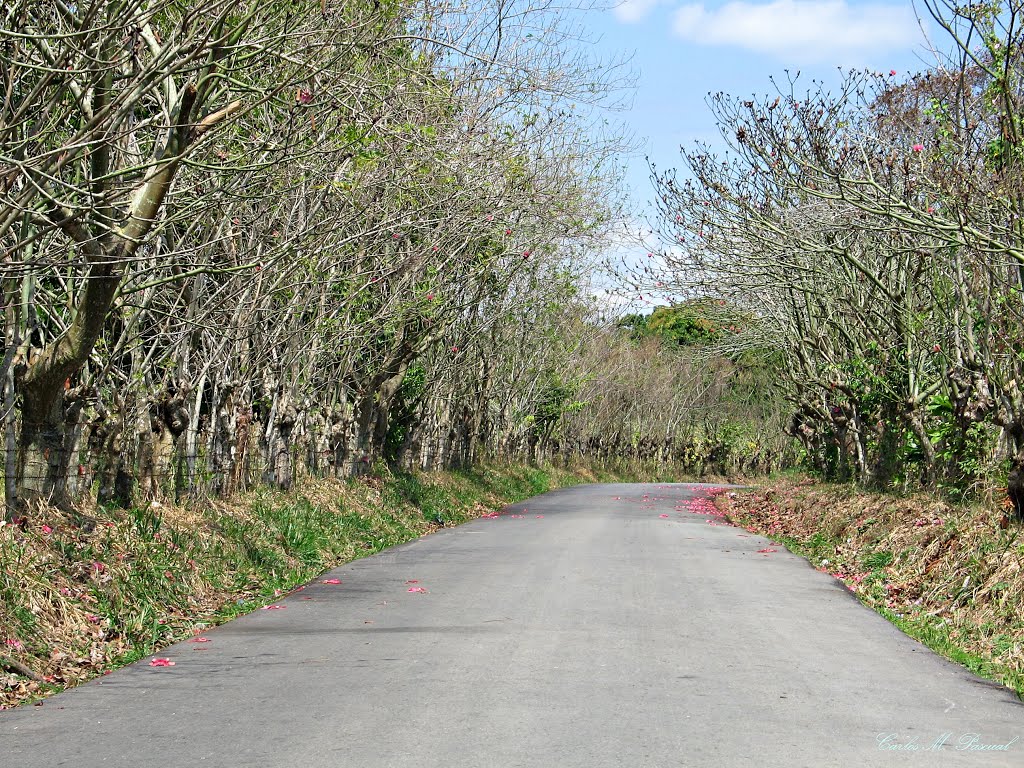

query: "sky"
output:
577 0 939 310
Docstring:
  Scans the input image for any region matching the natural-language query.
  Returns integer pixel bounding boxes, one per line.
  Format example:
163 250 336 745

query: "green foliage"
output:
531 374 587 439
646 302 723 346
383 364 427 463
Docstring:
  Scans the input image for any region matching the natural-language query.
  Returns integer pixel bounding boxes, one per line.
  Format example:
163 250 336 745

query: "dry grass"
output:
718 475 1024 694
0 461 650 708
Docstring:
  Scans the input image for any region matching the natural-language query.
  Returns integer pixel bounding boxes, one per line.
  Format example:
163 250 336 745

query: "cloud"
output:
614 0 663 23
671 0 919 62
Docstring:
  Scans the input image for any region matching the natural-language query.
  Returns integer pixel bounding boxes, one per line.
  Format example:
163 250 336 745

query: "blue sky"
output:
578 0 937 309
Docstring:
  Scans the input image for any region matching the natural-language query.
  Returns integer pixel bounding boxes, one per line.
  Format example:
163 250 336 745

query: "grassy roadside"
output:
716 474 1024 699
1 461 668 709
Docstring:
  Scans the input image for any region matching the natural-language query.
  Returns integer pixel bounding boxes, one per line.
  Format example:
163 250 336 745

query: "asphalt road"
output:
2 483 1022 767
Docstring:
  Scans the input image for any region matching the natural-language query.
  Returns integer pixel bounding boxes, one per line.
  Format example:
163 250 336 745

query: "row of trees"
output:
1 0 644 511
647 0 1024 510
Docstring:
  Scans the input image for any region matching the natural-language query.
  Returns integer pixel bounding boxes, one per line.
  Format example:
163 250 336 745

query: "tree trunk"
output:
16 270 120 505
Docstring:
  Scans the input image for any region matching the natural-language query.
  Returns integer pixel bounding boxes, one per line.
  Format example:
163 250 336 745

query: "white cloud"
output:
671 0 919 62
614 0 663 23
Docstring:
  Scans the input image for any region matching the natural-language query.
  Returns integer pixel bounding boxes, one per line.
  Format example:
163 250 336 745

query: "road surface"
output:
2 483 1021 767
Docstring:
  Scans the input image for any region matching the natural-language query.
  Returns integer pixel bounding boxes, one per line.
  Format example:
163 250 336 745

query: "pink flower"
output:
505 229 512 235
149 658 175 667
912 143 924 152
41 524 53 534
297 88 313 104
426 293 434 301
889 69 897 76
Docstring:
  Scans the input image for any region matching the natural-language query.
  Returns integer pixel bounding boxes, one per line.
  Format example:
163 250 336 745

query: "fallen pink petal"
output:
189 637 210 643
321 578 342 584
261 604 286 610
407 587 428 593
149 658 175 667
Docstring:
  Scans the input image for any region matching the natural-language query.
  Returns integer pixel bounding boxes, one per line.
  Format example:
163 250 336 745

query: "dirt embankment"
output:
717 476 1024 695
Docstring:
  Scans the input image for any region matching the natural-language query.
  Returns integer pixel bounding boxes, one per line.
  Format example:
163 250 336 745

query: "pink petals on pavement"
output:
757 548 778 554
261 604 286 611
149 658 175 667
407 587 428 593
321 578 342 584
189 637 210 643
659 513 670 519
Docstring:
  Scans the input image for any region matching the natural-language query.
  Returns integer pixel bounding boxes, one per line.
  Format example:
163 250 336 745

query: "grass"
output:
1 460 670 708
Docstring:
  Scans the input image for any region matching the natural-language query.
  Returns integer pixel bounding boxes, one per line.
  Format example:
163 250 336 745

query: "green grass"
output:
5 461 665 707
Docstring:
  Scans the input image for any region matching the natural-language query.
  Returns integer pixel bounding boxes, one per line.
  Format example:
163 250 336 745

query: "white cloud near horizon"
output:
671 0 919 62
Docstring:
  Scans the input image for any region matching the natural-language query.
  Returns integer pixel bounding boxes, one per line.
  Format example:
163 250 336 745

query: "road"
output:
2 483 1021 767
